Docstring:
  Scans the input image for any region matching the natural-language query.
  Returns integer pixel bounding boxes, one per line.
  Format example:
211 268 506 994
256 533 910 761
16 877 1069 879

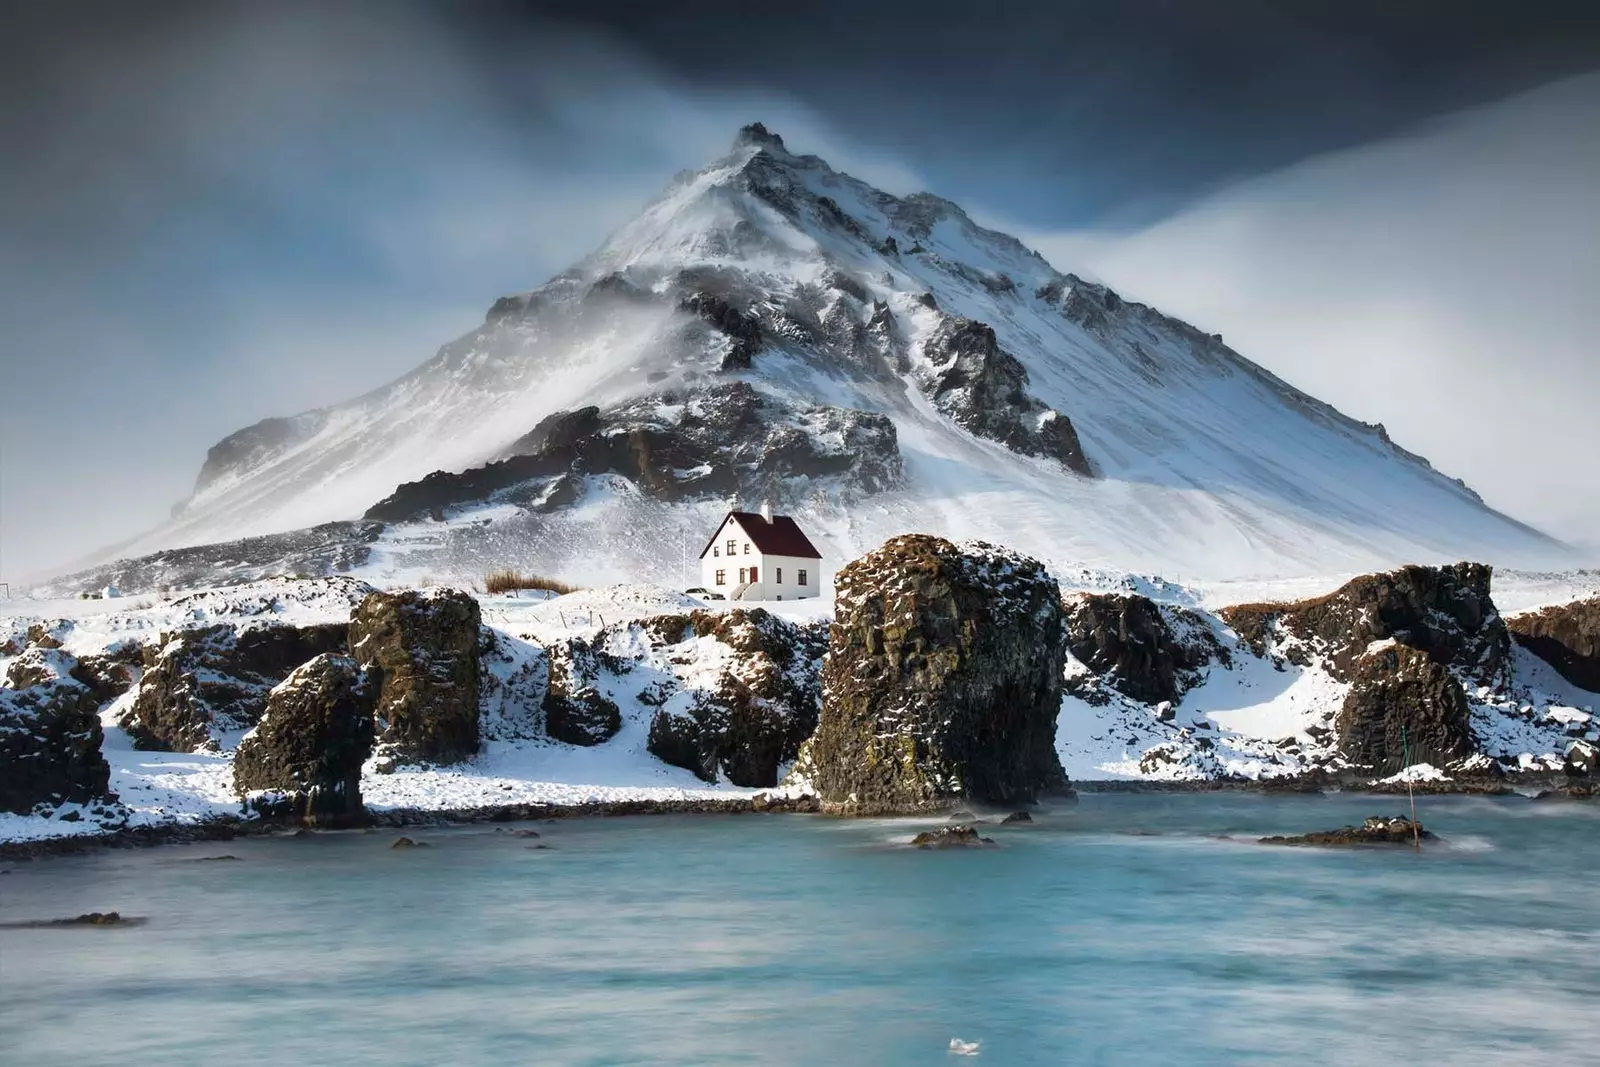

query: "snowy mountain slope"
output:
89 123 1568 589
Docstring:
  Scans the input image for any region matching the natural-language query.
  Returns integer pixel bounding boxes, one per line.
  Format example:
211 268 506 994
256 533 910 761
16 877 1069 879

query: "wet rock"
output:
233 654 376 827
911 825 995 849
1222 562 1508 684
1507 597 1600 692
0 649 111 815
1000 811 1033 824
805 535 1069 814
644 609 825 787
1337 644 1476 774
1064 593 1227 705
349 589 481 764
543 637 622 746
122 622 350 751
390 836 430 849
1259 816 1436 847
914 316 1092 475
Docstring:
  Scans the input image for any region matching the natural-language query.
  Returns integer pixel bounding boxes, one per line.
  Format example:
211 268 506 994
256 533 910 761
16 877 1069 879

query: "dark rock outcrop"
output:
910 825 995 849
644 609 825 787
122 622 349 751
365 382 901 523
1064 593 1225 705
1260 816 1436 847
348 589 481 765
233 654 376 827
1507 597 1600 692
0 650 111 814
805 535 1068 814
1222 563 1508 685
1337 644 1476 773
543 637 623 746
915 316 1092 475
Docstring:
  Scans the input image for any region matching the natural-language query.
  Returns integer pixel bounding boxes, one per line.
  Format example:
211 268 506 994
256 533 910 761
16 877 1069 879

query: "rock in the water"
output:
1337 643 1476 773
910 825 995 849
1000 810 1033 824
805 535 1069 814
390 836 429 849
0 650 111 815
1260 816 1436 846
644 609 825 787
348 589 481 764
122 622 349 751
1063 593 1225 705
232 654 376 826
543 637 622 746
1222 562 1508 684
1507 597 1600 693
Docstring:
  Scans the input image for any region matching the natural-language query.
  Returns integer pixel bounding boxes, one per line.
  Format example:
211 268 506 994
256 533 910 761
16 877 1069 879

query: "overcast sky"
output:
3 1 1598 580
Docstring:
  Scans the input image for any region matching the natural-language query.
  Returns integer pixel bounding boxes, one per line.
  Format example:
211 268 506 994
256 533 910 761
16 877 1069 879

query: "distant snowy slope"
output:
90 123 1566 588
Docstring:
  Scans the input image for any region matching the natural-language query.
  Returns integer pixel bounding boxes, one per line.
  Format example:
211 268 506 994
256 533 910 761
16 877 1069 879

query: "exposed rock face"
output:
915 316 1092 476
365 382 901 523
1337 644 1476 773
644 609 825 786
232 654 375 826
1063 593 1226 705
0 649 111 814
122 622 350 751
348 589 481 764
1222 562 1508 684
806 535 1068 814
1507 597 1600 692
543 637 623 746
188 413 328 500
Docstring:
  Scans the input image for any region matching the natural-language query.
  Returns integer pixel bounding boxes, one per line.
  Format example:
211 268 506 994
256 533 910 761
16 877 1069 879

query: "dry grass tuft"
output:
483 569 579 597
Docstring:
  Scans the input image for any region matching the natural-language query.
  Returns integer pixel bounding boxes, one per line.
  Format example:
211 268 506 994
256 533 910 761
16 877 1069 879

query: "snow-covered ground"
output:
2 570 1594 844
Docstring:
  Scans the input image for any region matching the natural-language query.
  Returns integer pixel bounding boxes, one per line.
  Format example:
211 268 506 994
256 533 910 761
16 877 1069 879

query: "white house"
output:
698 504 822 601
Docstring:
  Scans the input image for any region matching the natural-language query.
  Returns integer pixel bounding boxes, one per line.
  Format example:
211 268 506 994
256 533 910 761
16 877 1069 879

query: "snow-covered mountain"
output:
78 123 1566 592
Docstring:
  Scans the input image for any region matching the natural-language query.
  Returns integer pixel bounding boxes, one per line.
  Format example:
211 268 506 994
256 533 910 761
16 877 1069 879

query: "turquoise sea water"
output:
2 794 1598 1066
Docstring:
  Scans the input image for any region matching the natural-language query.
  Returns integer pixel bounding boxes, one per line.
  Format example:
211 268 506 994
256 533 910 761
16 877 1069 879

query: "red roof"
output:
699 511 822 560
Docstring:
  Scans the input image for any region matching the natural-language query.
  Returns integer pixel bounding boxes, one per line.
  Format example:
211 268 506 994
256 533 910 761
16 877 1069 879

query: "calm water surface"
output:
2 794 1597 1066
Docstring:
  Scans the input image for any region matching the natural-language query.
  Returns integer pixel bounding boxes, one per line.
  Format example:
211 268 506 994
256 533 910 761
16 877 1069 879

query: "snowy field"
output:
3 568 1595 844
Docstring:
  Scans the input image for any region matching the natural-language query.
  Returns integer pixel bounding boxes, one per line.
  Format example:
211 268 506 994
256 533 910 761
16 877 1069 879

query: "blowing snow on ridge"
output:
52 123 1567 594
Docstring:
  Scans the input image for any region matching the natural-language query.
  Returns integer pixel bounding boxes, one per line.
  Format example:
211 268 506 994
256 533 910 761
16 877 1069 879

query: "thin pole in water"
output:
1402 724 1420 853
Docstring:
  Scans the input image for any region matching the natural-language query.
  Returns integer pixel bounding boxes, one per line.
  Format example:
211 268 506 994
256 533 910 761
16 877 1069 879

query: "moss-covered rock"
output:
233 653 375 826
348 589 481 764
1336 643 1476 773
806 535 1068 814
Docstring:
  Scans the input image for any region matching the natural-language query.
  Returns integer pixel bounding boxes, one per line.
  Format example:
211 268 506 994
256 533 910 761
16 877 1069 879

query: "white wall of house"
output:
697 515 821 600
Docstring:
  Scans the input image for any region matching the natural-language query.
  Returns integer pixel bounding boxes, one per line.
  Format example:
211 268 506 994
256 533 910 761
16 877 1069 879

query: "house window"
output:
715 569 726 586
776 567 783 583
738 567 746 584
726 539 737 556
713 546 719 557
743 543 750 554
798 569 808 587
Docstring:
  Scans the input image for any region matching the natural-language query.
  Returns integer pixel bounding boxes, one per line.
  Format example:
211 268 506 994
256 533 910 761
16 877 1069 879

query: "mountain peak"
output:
733 122 786 152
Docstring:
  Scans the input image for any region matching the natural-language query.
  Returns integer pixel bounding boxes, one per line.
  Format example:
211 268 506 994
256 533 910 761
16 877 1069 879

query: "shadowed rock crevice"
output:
1508 597 1600 692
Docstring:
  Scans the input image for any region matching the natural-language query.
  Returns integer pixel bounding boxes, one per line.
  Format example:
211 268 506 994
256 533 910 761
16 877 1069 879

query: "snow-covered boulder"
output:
1507 596 1600 693
348 588 481 764
543 636 623 746
0 649 110 814
233 654 375 826
643 608 825 787
1337 643 1476 774
805 535 1068 813
122 621 349 751
1222 562 1509 685
1063 592 1226 705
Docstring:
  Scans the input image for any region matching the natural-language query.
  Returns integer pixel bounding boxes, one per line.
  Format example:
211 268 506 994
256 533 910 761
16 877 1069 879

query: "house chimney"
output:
760 499 773 522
